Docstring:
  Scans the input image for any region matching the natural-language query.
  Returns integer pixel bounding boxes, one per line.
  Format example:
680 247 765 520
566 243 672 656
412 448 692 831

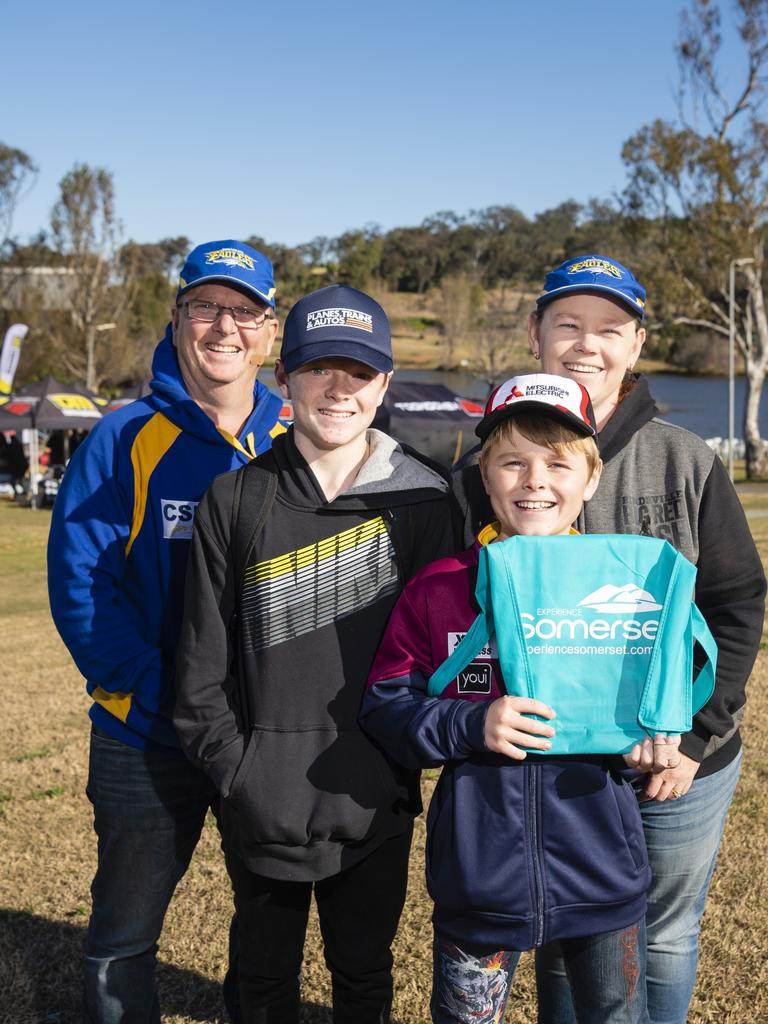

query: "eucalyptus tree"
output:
50 164 135 390
623 0 768 476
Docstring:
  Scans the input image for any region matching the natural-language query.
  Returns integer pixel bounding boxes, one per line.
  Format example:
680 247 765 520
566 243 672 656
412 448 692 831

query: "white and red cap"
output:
476 373 597 443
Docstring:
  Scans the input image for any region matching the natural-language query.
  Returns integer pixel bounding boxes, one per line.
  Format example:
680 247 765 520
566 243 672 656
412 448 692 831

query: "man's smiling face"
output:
171 283 277 398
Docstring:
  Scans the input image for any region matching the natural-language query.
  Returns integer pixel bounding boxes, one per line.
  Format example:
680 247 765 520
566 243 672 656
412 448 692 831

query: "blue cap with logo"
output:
537 254 647 321
177 239 277 308
280 285 393 374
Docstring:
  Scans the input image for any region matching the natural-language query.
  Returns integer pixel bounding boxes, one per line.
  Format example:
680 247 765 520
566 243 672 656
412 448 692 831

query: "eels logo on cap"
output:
568 257 622 280
205 247 255 271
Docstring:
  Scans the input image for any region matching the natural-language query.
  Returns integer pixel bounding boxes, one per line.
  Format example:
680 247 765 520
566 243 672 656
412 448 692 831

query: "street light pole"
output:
728 257 755 481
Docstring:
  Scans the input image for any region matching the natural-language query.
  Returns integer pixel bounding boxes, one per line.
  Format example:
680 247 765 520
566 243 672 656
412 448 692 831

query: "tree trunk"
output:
744 272 768 479
85 325 97 392
744 357 768 478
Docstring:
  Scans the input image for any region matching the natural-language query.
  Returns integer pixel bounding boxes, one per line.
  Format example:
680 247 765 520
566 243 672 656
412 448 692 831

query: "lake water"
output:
391 370 768 441
258 368 768 443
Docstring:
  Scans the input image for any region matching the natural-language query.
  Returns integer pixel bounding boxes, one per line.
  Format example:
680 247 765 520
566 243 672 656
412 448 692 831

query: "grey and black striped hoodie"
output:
174 427 460 881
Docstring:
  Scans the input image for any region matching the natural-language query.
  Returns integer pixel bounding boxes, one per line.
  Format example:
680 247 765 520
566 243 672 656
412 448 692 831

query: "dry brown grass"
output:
0 497 766 1023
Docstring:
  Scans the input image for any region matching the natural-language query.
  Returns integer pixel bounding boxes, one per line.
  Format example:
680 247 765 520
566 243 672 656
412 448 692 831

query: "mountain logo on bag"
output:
578 584 662 613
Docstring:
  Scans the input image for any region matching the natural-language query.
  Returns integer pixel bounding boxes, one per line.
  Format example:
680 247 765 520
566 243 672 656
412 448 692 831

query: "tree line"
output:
2 0 768 476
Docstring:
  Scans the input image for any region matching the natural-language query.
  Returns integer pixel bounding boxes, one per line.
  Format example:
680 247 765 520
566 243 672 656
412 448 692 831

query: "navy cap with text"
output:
281 285 393 374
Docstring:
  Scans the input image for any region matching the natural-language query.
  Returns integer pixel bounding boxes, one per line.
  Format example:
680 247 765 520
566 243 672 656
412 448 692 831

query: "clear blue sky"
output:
3 0 748 250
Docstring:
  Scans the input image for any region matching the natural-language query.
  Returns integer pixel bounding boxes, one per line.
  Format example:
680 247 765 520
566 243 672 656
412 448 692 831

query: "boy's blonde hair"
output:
479 410 601 477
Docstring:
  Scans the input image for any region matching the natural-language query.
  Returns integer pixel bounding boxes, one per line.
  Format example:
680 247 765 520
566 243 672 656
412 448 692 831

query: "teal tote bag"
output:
427 535 717 755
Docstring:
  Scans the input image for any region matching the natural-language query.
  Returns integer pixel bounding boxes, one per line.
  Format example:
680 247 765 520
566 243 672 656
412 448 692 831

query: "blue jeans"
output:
84 727 219 1024
432 921 649 1024
535 752 742 1024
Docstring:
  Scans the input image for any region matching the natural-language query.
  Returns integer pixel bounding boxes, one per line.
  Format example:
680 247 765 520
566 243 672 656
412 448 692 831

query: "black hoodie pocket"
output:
228 729 263 801
224 727 408 849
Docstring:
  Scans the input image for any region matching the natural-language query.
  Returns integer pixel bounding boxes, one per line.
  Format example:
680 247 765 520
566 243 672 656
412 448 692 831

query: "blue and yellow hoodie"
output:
47 327 284 751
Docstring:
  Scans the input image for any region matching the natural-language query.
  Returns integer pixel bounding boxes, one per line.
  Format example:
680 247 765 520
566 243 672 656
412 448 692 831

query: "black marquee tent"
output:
0 376 104 432
372 382 484 465
102 381 152 415
0 377 103 504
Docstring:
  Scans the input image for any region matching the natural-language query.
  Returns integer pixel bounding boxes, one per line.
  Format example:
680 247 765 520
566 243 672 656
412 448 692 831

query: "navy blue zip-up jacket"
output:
361 528 651 951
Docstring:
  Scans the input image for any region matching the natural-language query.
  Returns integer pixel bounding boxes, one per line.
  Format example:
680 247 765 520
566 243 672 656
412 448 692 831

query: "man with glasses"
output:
48 240 284 1023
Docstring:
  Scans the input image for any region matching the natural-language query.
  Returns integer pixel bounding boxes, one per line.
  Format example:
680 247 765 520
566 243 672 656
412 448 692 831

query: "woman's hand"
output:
651 733 682 771
641 751 700 802
623 734 681 773
483 696 556 760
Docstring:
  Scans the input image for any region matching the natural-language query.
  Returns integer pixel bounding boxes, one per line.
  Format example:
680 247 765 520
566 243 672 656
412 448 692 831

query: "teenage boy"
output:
361 374 657 1024
48 239 283 1023
173 284 461 1024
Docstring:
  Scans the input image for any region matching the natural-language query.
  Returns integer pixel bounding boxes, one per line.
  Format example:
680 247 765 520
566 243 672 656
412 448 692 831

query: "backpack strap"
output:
230 456 278 595
636 550 717 734
228 457 278 731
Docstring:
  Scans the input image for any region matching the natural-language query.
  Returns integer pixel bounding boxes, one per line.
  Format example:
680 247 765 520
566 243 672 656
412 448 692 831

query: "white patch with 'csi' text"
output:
160 499 199 540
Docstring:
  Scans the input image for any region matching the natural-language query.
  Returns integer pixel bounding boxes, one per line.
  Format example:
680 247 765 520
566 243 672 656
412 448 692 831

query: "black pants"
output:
226 826 413 1024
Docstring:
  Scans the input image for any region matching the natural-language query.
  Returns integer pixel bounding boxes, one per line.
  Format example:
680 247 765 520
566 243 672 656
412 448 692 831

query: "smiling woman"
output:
530 293 644 429
452 253 767 1024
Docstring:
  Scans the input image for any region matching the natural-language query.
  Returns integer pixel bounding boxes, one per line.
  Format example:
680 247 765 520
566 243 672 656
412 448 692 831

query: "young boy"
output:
173 284 460 1023
361 373 663 1024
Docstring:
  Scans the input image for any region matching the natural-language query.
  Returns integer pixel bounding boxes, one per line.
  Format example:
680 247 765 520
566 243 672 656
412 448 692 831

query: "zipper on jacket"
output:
528 764 546 946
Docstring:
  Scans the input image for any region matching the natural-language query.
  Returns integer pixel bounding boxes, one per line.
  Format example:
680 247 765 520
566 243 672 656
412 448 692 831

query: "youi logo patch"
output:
457 663 492 694
160 499 199 540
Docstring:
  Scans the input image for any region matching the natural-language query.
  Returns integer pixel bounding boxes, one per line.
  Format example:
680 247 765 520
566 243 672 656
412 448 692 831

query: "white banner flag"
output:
0 323 29 395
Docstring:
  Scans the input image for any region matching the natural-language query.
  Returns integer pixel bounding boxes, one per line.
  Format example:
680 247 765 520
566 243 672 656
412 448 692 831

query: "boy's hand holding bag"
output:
428 534 716 756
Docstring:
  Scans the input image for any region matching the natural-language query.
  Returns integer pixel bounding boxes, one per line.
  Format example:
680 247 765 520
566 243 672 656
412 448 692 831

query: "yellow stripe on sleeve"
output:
126 413 182 556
